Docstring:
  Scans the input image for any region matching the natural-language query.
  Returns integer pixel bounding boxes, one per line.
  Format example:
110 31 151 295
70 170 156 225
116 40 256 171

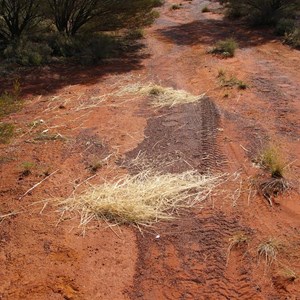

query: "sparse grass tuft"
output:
0 80 22 119
259 145 285 178
59 170 222 227
217 69 226 78
21 161 35 176
0 123 15 144
227 232 249 264
279 267 298 282
228 232 248 251
254 144 291 205
210 38 238 57
258 238 281 265
217 70 247 90
88 159 107 173
34 132 66 141
116 83 205 108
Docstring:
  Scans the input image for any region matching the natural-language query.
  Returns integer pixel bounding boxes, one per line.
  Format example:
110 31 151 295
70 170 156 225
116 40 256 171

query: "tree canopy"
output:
0 0 162 40
0 0 41 40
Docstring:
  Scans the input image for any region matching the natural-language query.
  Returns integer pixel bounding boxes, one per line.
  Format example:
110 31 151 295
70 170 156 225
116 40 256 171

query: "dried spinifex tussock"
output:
59 170 223 227
116 82 205 108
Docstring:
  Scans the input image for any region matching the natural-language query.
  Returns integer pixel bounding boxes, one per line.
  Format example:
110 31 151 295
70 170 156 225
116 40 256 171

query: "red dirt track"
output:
1 0 300 299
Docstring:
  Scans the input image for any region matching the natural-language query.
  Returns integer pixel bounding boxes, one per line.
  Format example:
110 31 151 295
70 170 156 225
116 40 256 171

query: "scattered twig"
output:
19 169 59 200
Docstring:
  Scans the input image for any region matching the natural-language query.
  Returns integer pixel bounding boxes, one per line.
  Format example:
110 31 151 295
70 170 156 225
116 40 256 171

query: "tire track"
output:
125 98 225 174
129 210 258 300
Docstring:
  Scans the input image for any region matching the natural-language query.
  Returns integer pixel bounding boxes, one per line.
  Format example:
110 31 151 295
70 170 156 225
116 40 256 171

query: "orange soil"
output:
1 0 300 299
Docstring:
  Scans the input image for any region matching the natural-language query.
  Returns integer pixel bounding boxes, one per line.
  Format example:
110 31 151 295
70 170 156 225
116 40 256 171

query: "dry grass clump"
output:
116 83 205 108
258 238 282 265
258 177 290 206
59 170 222 227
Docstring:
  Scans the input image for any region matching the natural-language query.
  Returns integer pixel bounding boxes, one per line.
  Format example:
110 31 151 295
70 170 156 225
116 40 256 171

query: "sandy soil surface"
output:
1 0 300 299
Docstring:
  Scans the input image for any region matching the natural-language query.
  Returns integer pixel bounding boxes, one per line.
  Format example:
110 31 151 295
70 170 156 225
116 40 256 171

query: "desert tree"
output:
0 0 41 41
46 0 162 36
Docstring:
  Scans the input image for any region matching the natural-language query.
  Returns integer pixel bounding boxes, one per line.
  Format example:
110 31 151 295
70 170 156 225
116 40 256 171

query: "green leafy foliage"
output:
4 39 52 66
0 0 163 65
221 0 299 26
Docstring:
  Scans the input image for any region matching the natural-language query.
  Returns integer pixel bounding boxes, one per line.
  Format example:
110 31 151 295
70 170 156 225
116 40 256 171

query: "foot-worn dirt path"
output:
1 0 300 299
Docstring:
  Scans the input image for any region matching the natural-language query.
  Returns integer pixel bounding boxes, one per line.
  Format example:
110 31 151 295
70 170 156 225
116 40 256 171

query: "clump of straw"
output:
116 83 205 108
60 171 221 227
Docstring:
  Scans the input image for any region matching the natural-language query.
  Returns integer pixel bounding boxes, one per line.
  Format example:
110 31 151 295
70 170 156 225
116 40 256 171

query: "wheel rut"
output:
125 98 224 174
129 210 257 300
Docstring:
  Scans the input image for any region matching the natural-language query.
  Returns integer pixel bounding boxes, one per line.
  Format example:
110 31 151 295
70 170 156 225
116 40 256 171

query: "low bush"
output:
78 34 122 65
3 39 52 66
221 0 299 26
125 28 144 40
284 28 300 48
275 18 296 36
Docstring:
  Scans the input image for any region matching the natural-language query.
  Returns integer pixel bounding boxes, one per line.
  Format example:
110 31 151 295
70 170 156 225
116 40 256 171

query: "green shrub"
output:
275 18 296 36
78 34 122 65
211 38 238 57
3 39 52 66
48 33 122 64
226 2 245 19
284 28 300 48
125 28 144 40
0 123 15 144
221 0 299 26
48 34 79 57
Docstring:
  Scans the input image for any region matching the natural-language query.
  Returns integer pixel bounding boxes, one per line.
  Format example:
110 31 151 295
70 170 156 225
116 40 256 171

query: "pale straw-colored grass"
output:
116 83 205 108
59 170 222 227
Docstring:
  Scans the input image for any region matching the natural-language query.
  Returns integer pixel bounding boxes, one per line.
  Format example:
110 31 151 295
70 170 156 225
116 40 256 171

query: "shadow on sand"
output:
0 42 149 98
158 18 279 48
